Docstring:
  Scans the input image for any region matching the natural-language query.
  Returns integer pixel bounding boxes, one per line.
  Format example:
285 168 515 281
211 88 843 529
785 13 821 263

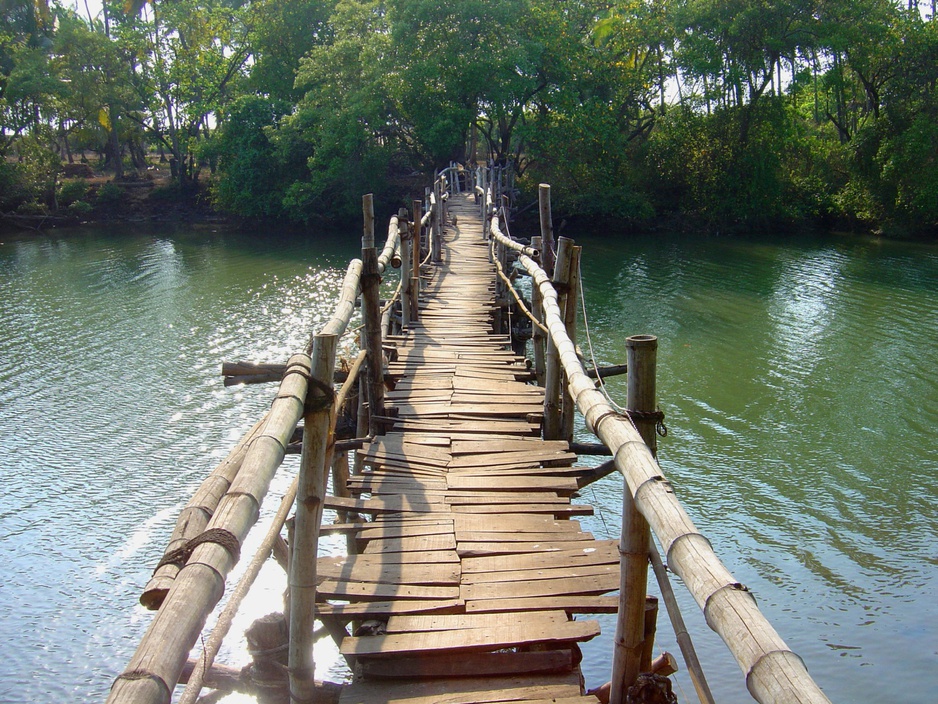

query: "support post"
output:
543 236 574 440
432 188 443 264
288 333 337 704
361 195 384 434
400 208 412 328
539 184 556 277
530 235 546 387
411 198 422 322
610 334 657 704
559 245 581 442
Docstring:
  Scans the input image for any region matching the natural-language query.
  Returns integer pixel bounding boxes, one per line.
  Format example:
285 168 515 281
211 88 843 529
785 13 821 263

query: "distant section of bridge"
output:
325 194 613 704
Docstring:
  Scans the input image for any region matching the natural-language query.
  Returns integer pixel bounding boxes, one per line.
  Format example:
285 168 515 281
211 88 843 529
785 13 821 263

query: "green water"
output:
0 225 935 702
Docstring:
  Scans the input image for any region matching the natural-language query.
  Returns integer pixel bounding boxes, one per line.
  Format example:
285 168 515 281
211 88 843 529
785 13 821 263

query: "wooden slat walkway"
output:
325 195 613 703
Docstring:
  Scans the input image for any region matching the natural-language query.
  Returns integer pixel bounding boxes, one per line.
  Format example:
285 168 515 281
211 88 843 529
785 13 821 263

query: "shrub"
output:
96 182 124 207
67 200 93 215
58 179 89 206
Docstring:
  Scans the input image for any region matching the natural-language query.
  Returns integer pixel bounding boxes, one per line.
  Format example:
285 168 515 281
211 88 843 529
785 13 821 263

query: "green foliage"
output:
205 94 294 219
95 182 124 207
67 199 93 215
57 178 89 206
0 0 934 235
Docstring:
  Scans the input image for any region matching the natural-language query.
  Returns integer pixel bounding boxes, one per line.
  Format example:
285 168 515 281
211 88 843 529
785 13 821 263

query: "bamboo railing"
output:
488 198 832 704
109 200 406 704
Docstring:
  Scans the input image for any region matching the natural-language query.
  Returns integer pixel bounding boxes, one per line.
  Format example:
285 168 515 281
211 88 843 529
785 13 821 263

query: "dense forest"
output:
2 0 936 235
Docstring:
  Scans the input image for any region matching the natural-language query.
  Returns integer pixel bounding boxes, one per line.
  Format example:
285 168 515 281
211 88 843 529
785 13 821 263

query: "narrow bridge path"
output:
325 195 617 704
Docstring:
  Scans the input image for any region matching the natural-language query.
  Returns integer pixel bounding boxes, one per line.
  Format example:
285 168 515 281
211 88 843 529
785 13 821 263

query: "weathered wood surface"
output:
319 195 615 703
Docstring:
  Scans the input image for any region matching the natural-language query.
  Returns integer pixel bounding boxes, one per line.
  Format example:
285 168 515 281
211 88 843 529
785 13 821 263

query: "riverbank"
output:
4 163 935 242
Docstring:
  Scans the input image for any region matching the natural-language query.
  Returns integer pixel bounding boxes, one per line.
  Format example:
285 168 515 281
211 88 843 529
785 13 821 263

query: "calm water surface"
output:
0 225 935 703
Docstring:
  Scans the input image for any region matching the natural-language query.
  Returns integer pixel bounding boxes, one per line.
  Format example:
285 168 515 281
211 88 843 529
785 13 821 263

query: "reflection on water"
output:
1 225 935 702
574 231 938 703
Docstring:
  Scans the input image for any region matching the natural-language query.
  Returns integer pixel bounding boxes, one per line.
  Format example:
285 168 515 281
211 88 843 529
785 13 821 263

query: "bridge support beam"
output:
289 333 338 704
610 335 658 704
361 194 385 434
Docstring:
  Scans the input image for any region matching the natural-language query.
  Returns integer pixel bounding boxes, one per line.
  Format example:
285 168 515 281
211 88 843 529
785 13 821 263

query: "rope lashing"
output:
304 375 335 412
111 669 171 703
625 407 668 438
154 528 242 572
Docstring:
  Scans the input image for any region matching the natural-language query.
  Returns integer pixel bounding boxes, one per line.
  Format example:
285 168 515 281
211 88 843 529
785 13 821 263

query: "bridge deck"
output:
326 195 613 703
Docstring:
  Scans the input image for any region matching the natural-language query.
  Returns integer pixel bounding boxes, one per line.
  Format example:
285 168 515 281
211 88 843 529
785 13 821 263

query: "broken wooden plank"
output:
340 620 600 658
359 649 575 680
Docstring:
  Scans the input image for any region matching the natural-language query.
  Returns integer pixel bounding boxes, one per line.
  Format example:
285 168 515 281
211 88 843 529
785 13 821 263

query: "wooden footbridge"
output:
108 169 832 704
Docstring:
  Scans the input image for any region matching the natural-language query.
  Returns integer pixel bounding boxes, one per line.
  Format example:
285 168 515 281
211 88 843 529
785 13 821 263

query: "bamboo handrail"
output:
107 353 311 704
378 216 402 274
513 248 832 704
178 348 367 704
139 413 269 610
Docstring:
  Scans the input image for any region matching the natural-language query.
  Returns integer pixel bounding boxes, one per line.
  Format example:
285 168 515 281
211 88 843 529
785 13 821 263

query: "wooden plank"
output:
461 573 620 601
455 531 594 543
363 533 457 554
385 610 567 633
451 439 568 454
446 465 585 477
461 563 620 585
317 580 459 601
326 496 451 514
317 599 463 618
453 515 580 532
451 504 593 517
461 543 619 573
446 476 578 494
464 595 620 615
359 649 575 680
340 620 600 658
457 540 612 557
356 523 454 540
317 561 460 587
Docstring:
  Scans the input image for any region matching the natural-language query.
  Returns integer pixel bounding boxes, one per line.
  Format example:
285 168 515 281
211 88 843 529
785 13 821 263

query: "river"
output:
0 224 935 703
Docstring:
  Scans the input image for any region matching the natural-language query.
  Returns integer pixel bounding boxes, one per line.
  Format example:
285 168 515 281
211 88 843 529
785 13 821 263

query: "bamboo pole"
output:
649 537 716 704
539 183 556 276
530 236 546 387
515 250 831 704
361 196 385 435
400 209 413 328
411 199 422 321
377 216 401 275
178 470 301 704
610 335 656 703
140 413 268 610
289 333 338 703
559 245 581 442
318 259 363 340
543 237 574 441
429 189 440 267
107 354 311 704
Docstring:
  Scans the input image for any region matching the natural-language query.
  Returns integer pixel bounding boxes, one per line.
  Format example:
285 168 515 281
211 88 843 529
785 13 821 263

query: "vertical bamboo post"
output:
288 333 337 704
411 198 422 322
427 193 443 264
610 334 657 704
539 183 556 277
560 245 582 442
544 237 574 440
479 167 487 221
400 208 413 328
361 195 384 434
530 235 546 387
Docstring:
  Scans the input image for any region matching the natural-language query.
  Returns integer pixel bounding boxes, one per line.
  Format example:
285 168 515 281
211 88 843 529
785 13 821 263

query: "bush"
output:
58 179 89 206
95 182 124 207
67 200 93 215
